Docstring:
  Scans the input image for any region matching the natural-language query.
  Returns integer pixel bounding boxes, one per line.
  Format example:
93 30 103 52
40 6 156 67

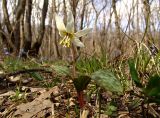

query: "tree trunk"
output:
112 0 121 50
21 0 32 58
2 0 15 52
77 0 87 51
62 0 68 59
31 0 49 56
69 0 79 58
69 0 79 30
0 22 7 48
52 0 61 58
142 0 153 45
80 0 86 39
91 0 107 53
2 0 12 34
13 0 26 54
1 23 18 51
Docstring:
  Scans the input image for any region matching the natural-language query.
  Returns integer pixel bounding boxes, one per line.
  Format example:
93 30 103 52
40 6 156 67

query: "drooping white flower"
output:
55 11 92 47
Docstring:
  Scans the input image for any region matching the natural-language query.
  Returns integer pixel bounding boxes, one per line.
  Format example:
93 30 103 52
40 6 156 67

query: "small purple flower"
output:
3 48 10 55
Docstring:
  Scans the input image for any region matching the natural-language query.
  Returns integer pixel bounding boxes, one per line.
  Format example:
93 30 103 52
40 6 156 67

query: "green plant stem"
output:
71 45 77 78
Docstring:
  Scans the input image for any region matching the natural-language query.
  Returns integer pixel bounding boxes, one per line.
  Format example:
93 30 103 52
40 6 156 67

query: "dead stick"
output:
0 68 53 80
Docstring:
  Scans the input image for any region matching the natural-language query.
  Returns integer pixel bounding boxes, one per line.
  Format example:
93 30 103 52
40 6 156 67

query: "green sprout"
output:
55 11 92 48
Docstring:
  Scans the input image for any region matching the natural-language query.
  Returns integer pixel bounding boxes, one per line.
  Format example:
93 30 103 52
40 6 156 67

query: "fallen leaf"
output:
12 86 60 118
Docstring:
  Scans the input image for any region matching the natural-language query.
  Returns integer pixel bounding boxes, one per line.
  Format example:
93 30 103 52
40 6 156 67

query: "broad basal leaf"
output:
29 72 44 81
144 75 160 97
73 75 91 92
91 70 123 94
52 65 70 76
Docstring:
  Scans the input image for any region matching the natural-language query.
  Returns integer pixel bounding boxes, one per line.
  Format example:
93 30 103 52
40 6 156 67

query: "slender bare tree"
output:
2 0 26 54
79 0 88 41
69 0 79 30
2 0 15 52
31 0 49 56
13 0 26 53
52 0 61 58
21 0 32 58
142 0 154 45
91 0 107 52
112 0 122 50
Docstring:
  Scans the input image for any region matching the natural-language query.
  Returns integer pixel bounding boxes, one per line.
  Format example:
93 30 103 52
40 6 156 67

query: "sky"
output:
104 0 160 30
1 0 160 31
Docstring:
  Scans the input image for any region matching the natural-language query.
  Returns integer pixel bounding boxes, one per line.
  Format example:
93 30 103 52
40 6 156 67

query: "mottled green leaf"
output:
91 70 123 94
29 72 44 81
144 75 160 96
52 65 70 76
73 75 91 92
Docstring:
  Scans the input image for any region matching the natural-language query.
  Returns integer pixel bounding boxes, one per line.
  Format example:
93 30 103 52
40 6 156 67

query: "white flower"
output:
55 11 92 47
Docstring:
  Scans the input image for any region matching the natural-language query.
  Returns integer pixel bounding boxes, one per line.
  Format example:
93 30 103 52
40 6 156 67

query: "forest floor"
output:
0 55 160 118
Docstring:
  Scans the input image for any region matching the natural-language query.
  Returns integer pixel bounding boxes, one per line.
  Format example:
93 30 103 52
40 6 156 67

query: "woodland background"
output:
0 0 159 60
1 0 160 117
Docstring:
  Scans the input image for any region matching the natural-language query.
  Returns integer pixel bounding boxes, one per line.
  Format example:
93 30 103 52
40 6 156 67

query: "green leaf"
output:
144 75 160 97
91 70 123 94
128 59 143 88
148 98 160 104
128 98 142 110
29 72 44 81
52 65 70 76
73 75 91 92
105 105 117 115
76 57 102 74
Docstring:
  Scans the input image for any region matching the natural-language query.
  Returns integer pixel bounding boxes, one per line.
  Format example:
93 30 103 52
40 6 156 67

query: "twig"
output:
0 68 52 80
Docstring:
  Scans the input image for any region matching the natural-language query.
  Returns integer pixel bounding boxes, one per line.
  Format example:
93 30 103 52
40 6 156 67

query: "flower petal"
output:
75 28 92 37
72 38 85 47
55 14 66 32
59 31 66 37
66 11 74 33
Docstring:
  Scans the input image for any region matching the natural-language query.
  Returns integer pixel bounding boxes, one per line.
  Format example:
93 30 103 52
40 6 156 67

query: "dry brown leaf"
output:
148 105 160 117
0 70 4 74
80 110 89 118
9 75 22 82
0 91 15 98
21 86 46 93
11 86 59 118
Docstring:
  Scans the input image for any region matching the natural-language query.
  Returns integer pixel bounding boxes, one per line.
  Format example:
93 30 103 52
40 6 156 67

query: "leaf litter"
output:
0 58 160 118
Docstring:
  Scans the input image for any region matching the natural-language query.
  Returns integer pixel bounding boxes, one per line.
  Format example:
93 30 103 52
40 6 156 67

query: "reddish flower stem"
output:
77 91 85 108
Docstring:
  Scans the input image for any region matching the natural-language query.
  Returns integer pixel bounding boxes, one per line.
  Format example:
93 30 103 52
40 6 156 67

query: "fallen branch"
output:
0 68 53 81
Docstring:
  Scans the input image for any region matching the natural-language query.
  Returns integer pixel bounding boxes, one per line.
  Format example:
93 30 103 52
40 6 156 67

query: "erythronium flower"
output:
55 11 92 48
